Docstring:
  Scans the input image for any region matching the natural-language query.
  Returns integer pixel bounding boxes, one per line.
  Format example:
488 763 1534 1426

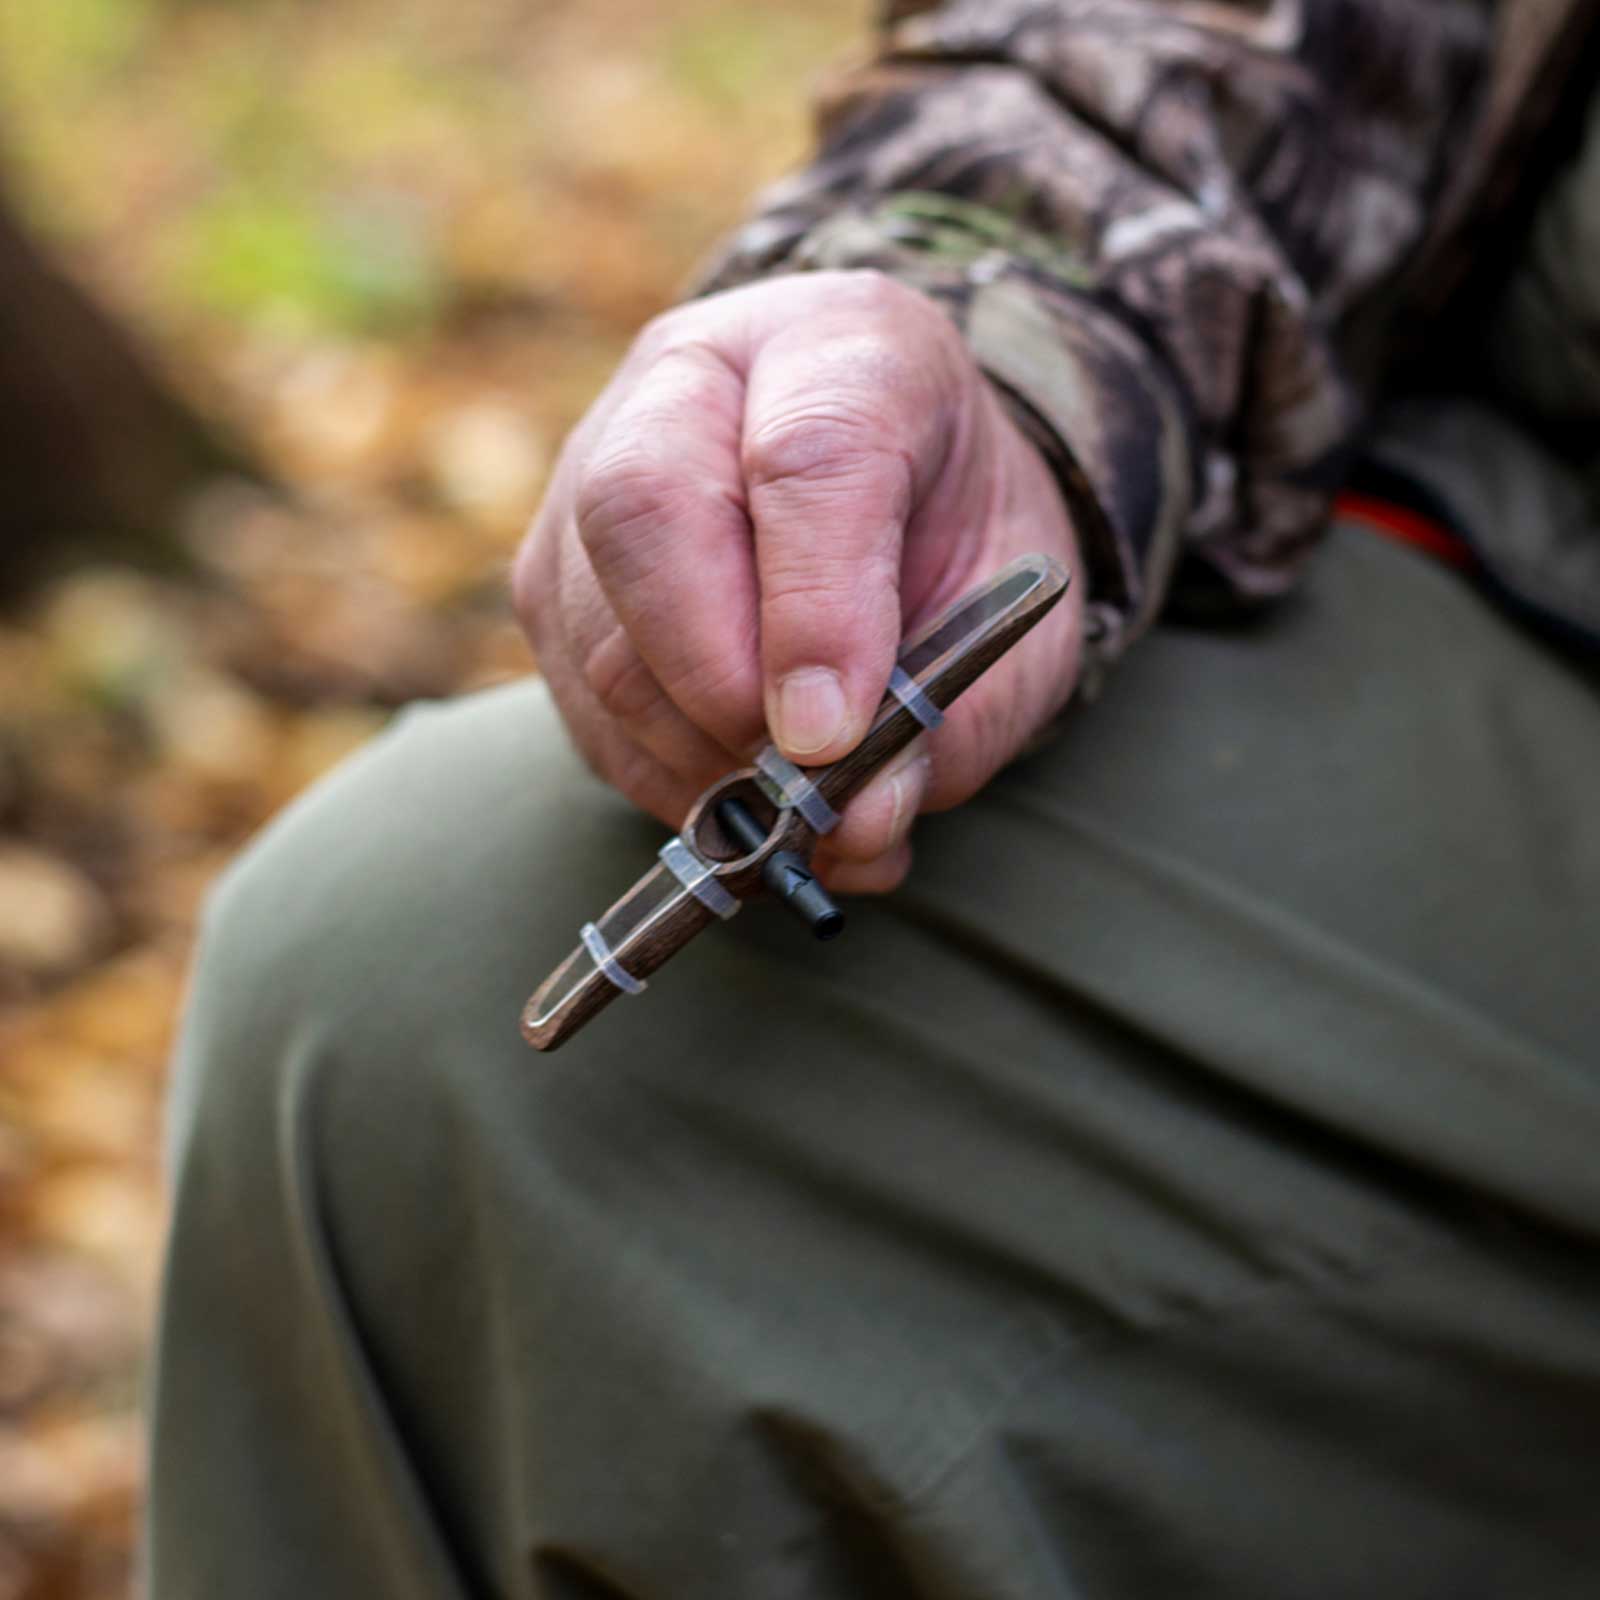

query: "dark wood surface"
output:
521 865 716 1049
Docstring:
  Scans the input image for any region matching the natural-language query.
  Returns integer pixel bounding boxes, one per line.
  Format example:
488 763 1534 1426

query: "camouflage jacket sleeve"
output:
694 0 1497 664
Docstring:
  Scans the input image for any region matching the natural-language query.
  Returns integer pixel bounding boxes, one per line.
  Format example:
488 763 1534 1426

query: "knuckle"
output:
630 305 733 373
847 343 921 404
631 307 690 364
573 451 673 554
743 413 858 488
835 267 913 317
837 270 949 342
743 407 914 499
581 631 662 725
575 450 725 582
825 330 921 397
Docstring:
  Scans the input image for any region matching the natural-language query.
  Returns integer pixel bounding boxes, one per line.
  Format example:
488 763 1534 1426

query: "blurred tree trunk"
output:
0 164 240 599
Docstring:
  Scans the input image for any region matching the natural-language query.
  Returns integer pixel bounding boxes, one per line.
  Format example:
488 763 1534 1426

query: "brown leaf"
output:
0 852 111 984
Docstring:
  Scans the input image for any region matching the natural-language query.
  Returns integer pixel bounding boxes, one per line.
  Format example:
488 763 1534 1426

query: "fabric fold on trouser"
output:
148 525 1600 1599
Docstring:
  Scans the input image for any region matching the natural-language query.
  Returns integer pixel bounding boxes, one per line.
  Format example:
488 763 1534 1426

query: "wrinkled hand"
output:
513 270 1083 894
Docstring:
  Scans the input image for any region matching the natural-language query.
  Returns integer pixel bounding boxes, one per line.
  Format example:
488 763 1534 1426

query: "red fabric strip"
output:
1334 490 1476 571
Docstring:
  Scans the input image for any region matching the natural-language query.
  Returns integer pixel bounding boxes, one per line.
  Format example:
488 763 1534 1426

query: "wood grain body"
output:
523 553 1069 1052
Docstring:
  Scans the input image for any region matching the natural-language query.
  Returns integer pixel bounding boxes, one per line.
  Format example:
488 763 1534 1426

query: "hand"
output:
512 269 1084 894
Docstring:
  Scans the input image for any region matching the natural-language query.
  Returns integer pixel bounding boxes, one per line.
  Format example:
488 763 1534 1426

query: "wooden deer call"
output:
522 552 1069 1052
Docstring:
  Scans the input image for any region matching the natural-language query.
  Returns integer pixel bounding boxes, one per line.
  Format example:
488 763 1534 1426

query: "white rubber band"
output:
659 836 739 920
581 920 646 996
754 746 840 835
888 665 944 730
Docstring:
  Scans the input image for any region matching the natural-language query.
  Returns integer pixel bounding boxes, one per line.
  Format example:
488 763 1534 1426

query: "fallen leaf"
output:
424 399 548 523
0 852 112 984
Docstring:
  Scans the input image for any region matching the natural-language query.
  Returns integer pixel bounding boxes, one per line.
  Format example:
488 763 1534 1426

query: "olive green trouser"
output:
147 525 1600 1599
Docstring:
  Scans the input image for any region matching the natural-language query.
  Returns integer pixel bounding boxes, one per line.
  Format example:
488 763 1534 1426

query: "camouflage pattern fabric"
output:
1366 79 1600 645
697 0 1599 664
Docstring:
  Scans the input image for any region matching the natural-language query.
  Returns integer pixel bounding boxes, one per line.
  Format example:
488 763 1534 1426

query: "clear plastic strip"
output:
580 920 647 995
659 836 740 920
754 746 840 835
888 665 944 730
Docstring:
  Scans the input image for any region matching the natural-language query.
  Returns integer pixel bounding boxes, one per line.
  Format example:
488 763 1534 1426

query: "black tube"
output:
715 797 846 942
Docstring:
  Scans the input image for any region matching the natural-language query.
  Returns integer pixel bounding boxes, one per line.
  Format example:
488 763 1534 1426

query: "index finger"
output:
574 338 763 755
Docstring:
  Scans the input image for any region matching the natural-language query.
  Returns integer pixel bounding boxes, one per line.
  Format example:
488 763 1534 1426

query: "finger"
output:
899 424 1084 814
542 652 703 829
540 547 708 829
821 739 932 864
814 841 914 898
575 339 763 754
572 606 739 795
742 299 961 765
915 603 1076 816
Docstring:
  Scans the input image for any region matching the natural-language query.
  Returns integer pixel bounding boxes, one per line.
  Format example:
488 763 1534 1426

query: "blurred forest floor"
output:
0 1 854 1592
